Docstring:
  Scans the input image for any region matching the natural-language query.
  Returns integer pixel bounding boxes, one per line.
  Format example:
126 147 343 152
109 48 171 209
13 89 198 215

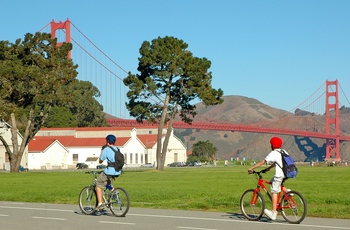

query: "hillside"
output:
174 95 350 162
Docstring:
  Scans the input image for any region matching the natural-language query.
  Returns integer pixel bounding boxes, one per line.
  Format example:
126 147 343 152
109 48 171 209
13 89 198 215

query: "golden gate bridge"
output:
40 19 350 162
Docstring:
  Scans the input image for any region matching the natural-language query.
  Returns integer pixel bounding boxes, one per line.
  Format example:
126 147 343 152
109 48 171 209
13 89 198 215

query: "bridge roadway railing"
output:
107 119 350 142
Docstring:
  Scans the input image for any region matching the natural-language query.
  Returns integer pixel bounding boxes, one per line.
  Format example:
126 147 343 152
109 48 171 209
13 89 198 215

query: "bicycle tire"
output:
78 186 97 215
109 187 130 217
240 189 265 221
280 190 307 224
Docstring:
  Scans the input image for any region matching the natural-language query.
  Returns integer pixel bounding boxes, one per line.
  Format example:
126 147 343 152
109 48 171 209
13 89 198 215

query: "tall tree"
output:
68 80 107 127
124 36 223 170
191 140 218 161
0 32 78 172
45 80 107 127
45 106 78 127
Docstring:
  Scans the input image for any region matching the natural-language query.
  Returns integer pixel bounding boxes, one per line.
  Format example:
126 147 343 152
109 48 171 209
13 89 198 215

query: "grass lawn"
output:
0 165 349 219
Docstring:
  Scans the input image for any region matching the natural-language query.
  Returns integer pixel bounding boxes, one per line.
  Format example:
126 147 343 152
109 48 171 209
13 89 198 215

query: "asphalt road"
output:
0 201 349 230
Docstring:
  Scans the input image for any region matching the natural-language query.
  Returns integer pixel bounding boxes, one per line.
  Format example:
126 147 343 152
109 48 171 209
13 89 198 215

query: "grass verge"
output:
0 165 349 219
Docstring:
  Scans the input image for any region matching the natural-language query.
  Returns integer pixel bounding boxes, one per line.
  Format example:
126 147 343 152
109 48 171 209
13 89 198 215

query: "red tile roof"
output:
38 127 135 131
29 136 130 152
137 134 165 148
29 139 59 152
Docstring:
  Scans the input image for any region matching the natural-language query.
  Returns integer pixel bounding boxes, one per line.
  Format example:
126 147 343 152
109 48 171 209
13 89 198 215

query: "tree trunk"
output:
156 122 165 170
161 121 173 167
156 92 171 170
9 113 22 173
160 106 177 169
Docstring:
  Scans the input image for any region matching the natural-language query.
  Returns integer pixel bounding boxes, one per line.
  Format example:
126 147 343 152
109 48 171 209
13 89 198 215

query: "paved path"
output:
0 201 349 230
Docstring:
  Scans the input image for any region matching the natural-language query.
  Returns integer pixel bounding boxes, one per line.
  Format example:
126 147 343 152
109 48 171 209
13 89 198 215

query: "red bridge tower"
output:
50 19 71 59
325 80 341 162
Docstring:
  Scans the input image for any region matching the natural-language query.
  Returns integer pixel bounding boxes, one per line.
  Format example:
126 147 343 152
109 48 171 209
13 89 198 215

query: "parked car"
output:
96 164 106 169
167 162 183 167
141 163 154 168
76 163 88 169
188 161 202 166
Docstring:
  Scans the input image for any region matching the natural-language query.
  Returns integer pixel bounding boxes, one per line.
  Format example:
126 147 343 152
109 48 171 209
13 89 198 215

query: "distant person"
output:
95 134 122 210
248 136 290 221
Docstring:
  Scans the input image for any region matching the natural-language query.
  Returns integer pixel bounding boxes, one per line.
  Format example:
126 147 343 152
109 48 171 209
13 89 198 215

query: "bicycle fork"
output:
85 186 95 202
250 186 265 206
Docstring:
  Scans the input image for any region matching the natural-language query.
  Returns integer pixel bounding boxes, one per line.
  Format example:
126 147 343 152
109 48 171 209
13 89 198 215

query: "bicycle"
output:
78 171 130 217
240 170 307 224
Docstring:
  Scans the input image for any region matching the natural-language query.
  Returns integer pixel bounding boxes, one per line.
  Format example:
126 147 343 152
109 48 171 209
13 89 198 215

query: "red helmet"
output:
270 137 282 149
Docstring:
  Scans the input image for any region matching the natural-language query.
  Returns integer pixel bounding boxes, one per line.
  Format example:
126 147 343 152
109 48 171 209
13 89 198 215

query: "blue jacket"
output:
100 146 122 176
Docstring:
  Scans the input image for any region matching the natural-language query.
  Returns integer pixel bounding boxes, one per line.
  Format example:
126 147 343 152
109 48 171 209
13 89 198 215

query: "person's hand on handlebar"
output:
248 159 268 174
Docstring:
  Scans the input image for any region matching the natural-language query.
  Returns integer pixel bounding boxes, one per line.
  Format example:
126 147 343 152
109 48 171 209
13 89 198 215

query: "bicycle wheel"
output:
240 189 265 221
109 187 130 217
280 190 307 224
79 186 97 215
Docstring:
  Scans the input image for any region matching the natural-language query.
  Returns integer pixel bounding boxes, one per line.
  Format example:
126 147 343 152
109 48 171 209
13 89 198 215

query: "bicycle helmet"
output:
106 134 116 144
270 136 282 149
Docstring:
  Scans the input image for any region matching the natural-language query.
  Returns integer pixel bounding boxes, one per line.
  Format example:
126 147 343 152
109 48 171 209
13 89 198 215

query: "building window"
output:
174 152 178 162
73 154 78 164
130 153 133 164
124 153 127 164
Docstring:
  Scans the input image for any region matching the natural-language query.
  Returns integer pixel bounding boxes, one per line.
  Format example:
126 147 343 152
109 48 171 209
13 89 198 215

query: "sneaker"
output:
95 203 104 211
264 209 277 220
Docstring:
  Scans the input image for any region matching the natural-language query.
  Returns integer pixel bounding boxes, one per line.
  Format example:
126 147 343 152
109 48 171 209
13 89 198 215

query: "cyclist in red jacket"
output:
248 136 289 220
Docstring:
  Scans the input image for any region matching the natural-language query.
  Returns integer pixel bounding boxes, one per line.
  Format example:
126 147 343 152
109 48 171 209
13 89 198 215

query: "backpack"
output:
107 146 125 171
277 149 298 178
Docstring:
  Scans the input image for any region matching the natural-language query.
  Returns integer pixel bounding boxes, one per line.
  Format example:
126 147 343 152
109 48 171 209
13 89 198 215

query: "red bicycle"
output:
240 170 307 224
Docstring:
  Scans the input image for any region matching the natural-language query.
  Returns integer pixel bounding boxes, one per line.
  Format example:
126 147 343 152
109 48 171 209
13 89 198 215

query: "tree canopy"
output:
123 36 223 170
190 140 218 162
45 80 107 128
0 32 78 172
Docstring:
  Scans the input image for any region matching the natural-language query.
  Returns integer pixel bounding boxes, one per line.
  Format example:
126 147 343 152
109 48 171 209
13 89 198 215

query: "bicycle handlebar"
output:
248 169 267 178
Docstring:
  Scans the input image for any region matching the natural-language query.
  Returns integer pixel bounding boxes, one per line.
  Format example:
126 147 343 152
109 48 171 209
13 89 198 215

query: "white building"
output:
29 139 69 170
27 126 187 170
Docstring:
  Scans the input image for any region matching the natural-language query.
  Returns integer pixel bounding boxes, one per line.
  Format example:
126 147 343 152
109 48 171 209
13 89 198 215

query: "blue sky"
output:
2 0 350 114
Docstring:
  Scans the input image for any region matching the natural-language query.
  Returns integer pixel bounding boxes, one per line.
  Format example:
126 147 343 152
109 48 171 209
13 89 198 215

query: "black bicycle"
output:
78 171 130 217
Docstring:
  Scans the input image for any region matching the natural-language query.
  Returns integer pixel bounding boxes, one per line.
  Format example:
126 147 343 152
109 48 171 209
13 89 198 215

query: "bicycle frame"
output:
252 172 289 209
88 171 113 202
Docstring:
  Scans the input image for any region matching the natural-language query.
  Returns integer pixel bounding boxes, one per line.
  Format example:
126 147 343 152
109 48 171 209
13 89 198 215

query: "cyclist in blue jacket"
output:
95 134 122 210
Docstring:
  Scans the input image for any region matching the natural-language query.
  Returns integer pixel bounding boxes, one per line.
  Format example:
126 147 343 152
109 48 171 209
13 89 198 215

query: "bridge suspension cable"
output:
45 19 350 162
48 19 130 118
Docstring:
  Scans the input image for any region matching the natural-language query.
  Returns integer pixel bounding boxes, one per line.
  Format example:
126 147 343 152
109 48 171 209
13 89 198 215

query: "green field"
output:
1 165 349 219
